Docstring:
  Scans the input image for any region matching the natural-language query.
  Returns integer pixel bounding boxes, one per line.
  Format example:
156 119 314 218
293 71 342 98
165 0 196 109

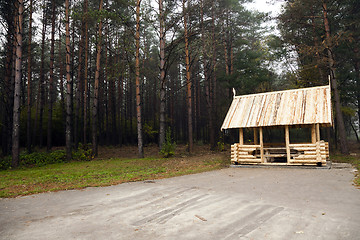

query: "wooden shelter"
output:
221 85 332 166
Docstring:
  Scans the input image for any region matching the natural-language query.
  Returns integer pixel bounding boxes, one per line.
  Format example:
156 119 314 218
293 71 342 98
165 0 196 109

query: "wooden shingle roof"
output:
221 85 332 130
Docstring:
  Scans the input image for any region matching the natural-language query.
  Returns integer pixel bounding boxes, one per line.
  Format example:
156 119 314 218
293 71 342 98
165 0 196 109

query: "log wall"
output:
231 141 329 166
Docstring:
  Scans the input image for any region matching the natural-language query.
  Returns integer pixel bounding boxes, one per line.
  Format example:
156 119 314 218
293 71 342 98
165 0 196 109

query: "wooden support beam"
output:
285 125 290 164
316 123 320 142
316 123 321 161
253 128 258 145
239 128 244 145
259 127 264 163
311 124 316 144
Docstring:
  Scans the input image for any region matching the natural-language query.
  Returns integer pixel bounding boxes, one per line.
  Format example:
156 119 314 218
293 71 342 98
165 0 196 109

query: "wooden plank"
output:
237 148 258 151
237 151 251 155
303 151 327 156
285 125 290 163
236 155 257 159
238 159 262 163
290 147 317 151
221 85 332 129
290 160 326 163
260 127 264 163
311 124 316 143
294 155 326 159
238 145 261 148
254 128 258 145
239 128 244 145
316 123 320 142
262 154 287 157
316 141 321 162
289 143 317 147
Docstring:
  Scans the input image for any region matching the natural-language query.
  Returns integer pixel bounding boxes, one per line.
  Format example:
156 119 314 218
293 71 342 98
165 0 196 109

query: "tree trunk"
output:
135 0 144 157
12 0 23 167
322 0 349 154
26 0 33 153
354 47 360 137
2 31 14 156
75 28 85 147
83 0 89 144
183 0 193 153
47 0 56 151
200 0 214 148
58 19 65 127
1 2 15 157
117 60 123 146
209 2 217 149
310 6 324 82
65 0 72 160
350 121 359 142
159 0 166 149
39 6 47 148
92 0 103 156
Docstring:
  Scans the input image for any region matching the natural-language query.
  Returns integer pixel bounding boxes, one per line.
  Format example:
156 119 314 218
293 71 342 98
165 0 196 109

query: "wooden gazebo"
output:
221 85 332 166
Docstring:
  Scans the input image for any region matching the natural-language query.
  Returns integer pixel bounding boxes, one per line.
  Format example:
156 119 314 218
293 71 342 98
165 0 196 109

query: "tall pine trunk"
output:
26 0 33 153
322 0 349 154
47 0 56 151
75 4 86 147
92 0 103 156
354 48 360 131
206 2 216 150
183 0 193 152
159 0 166 149
83 0 89 144
58 19 65 127
2 30 14 156
135 0 144 157
38 5 47 148
65 0 72 160
12 0 23 167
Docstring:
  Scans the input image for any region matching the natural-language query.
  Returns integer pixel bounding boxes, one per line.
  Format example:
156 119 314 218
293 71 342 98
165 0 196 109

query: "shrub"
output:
20 150 67 167
0 145 93 170
217 141 225 152
72 143 93 161
160 128 176 158
0 156 11 170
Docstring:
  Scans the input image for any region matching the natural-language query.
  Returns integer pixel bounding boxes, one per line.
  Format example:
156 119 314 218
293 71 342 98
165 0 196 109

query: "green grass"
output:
331 154 360 186
0 155 229 198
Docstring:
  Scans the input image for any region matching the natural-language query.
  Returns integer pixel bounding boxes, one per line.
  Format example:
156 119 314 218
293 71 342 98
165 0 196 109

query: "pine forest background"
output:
1 0 359 167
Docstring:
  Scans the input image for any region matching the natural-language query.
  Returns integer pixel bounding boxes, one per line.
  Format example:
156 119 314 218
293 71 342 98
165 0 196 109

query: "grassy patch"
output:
0 152 229 198
331 154 360 186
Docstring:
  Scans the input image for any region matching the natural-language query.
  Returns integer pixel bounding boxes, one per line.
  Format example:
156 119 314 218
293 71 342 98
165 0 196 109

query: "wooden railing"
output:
231 141 329 165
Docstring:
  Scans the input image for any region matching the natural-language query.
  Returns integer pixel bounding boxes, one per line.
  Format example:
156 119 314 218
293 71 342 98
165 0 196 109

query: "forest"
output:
0 0 359 168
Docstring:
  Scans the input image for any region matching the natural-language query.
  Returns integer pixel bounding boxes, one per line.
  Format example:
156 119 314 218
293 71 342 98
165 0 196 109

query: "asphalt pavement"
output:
1 163 359 240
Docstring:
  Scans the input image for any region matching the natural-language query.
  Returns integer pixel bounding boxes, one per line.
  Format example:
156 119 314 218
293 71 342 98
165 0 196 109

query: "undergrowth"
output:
0 144 93 170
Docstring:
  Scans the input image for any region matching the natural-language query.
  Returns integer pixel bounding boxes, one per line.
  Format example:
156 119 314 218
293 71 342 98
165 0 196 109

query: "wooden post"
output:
259 127 264 163
253 128 258 145
239 128 244 145
316 123 320 142
285 125 290 164
311 124 316 144
316 123 321 162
